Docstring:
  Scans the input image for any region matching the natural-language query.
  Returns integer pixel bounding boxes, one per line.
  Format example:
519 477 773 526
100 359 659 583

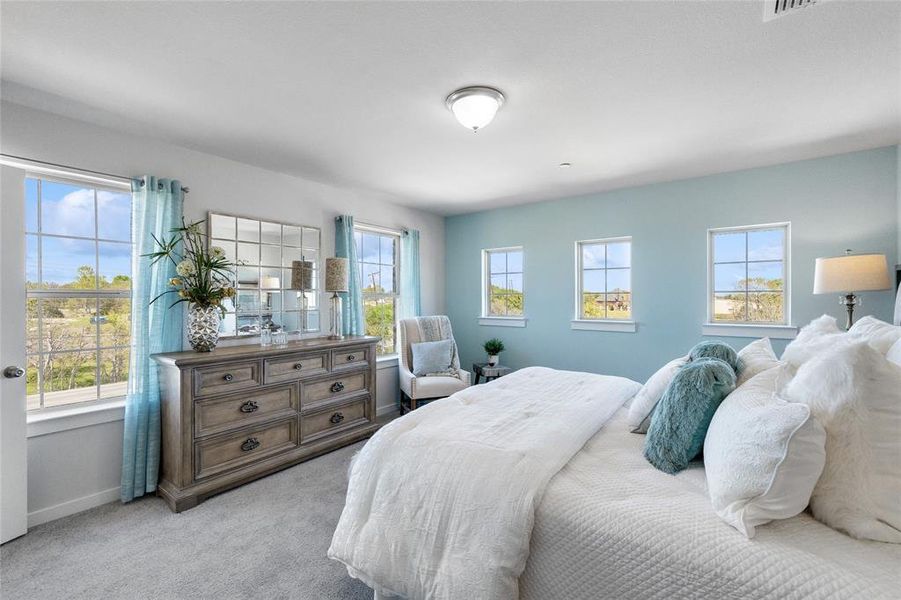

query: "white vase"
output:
487 354 499 367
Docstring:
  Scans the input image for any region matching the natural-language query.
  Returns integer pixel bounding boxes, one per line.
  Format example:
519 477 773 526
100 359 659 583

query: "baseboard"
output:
376 404 400 418
27 486 119 528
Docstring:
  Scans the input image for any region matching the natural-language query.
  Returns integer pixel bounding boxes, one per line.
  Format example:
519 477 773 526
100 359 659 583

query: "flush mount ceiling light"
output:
558 162 572 169
445 86 505 133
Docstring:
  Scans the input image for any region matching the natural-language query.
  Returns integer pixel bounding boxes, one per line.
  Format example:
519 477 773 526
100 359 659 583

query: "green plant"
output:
483 338 505 355
146 218 236 312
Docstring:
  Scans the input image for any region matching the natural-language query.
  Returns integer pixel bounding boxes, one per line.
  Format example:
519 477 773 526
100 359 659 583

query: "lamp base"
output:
839 293 858 330
328 292 344 339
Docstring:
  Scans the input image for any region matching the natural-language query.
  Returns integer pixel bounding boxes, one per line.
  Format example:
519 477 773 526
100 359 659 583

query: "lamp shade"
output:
261 276 281 290
813 253 891 294
291 260 314 290
325 257 349 293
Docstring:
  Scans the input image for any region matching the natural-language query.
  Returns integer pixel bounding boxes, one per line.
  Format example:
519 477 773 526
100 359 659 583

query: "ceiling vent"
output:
763 0 818 22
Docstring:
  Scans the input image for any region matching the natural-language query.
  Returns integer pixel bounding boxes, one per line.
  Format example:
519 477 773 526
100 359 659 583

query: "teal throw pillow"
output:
688 341 741 373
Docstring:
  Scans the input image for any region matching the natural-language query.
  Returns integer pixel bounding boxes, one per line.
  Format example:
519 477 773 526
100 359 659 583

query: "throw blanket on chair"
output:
415 315 461 378
328 367 641 599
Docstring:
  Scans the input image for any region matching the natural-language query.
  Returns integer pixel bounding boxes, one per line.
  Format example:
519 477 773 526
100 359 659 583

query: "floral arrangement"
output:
148 219 236 311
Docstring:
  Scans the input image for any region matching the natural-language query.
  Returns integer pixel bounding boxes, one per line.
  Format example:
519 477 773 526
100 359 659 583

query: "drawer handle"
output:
329 412 345 425
239 400 259 413
330 381 345 393
223 373 234 382
347 354 355 361
294 363 304 370
241 437 261 452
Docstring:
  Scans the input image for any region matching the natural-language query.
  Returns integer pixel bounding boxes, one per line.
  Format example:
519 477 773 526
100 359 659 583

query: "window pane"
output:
489 295 505 316
361 263 380 291
41 350 98 408
25 178 38 233
362 234 380 263
98 241 132 288
27 298 41 353
489 252 506 274
260 244 281 267
283 225 302 247
98 299 131 347
41 181 95 238
237 242 259 265
41 237 97 289
380 235 395 265
582 244 605 269
582 269 605 293
354 231 363 258
380 266 395 294
507 273 523 293
490 274 506 292
714 292 747 322
748 292 784 323
40 297 97 352
364 297 396 355
507 251 523 273
99 347 129 399
606 268 630 293
210 213 236 239
714 231 746 263
747 261 784 291
260 221 281 245
237 218 259 242
748 229 784 261
506 293 524 316
26 234 38 286
26 359 40 411
606 293 631 319
606 243 630 268
96 191 131 242
714 262 747 292
582 293 605 319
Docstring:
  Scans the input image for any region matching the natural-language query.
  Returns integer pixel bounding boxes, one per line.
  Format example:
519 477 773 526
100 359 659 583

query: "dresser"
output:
152 335 380 512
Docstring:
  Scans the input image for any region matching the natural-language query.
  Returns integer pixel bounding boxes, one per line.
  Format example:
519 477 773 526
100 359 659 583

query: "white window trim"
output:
355 222 402 355
573 236 634 329
706 222 791 327
481 246 525 323
27 397 126 437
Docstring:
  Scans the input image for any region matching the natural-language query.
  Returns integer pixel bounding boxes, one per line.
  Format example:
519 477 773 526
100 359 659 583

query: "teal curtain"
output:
335 215 364 335
400 228 421 319
121 177 184 503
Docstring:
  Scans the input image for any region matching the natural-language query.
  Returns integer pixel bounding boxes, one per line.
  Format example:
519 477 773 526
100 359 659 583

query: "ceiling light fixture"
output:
445 86 505 133
559 162 572 168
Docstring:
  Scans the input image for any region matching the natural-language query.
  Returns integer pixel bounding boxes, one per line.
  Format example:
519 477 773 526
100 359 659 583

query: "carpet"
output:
0 441 372 600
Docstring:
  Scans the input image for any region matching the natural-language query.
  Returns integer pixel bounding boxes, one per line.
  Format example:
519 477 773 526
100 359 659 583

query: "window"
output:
483 247 524 318
25 176 133 411
576 238 632 321
709 223 789 325
355 227 400 355
209 213 321 337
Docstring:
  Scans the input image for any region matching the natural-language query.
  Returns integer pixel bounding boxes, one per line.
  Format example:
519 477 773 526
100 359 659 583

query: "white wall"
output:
1 100 444 524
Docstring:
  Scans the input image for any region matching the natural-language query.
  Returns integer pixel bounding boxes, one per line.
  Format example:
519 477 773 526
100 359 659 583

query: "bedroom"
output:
0 1 899 599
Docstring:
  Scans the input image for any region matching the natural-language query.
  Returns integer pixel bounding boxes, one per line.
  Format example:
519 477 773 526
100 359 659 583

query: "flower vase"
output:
188 304 221 352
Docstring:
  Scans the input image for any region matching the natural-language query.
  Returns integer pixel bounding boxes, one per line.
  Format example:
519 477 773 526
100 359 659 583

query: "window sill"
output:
27 398 126 438
701 323 798 339
376 355 399 369
571 319 637 333
478 317 527 328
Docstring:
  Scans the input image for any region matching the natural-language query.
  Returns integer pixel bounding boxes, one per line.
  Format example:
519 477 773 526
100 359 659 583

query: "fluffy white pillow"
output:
735 338 780 387
627 356 687 433
784 342 901 543
847 315 901 355
888 338 901 367
780 315 846 368
704 366 825 538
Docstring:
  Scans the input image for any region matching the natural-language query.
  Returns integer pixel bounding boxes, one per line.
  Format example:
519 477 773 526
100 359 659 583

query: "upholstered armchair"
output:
398 316 471 413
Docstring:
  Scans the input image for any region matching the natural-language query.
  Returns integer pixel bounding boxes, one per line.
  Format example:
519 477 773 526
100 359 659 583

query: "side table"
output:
472 362 512 385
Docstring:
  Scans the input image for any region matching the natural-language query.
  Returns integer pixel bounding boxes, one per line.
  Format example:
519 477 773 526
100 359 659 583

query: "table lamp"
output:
325 257 349 339
813 250 891 329
291 260 314 332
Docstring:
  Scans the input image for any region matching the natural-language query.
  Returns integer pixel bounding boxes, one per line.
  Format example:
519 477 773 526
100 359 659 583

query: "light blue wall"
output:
445 146 899 383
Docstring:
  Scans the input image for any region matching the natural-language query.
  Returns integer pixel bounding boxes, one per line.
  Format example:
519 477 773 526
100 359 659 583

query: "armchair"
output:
398 316 471 413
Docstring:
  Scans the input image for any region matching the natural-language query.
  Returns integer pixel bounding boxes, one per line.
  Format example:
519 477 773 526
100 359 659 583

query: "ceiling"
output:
1 1 899 215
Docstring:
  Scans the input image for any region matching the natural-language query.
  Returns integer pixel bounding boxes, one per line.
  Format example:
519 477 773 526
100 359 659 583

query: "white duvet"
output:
328 366 641 600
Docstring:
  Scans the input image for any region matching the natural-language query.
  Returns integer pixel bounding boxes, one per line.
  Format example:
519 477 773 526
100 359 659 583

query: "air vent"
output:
763 0 817 22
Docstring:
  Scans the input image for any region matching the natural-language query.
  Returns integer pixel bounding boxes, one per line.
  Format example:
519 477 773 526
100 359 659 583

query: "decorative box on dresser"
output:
152 335 380 512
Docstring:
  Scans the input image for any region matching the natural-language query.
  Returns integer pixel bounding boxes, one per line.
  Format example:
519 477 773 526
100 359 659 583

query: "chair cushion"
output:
411 339 456 377
412 374 468 399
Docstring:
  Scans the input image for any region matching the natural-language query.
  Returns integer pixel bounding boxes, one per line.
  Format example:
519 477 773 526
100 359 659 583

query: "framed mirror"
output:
208 212 321 338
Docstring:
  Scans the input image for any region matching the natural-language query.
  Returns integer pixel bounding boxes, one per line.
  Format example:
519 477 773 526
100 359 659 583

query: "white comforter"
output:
328 367 641 600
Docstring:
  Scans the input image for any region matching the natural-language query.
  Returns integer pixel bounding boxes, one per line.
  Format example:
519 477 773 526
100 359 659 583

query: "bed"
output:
330 367 901 600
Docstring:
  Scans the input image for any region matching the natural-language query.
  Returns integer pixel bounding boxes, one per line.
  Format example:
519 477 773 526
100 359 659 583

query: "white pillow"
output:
780 314 846 368
784 341 901 543
888 338 901 367
847 315 901 355
735 338 780 387
704 366 825 538
627 356 687 433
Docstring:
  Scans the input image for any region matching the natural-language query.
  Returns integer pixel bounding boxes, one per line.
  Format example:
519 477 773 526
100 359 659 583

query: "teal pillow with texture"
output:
411 339 455 377
688 341 741 373
644 357 736 474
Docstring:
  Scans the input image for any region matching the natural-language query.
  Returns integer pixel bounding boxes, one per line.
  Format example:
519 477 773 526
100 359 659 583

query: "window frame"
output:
707 222 791 326
481 246 525 320
573 236 633 323
354 223 402 356
24 172 134 413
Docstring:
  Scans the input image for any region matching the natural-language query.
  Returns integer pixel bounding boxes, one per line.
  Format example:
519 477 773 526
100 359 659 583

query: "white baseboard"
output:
27 486 119 528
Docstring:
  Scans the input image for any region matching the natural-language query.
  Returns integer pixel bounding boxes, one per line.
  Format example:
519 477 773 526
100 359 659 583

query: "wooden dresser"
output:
152 335 380 512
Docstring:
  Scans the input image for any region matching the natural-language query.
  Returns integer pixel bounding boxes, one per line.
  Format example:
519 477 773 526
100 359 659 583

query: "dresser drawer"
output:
302 372 368 406
195 418 298 480
301 397 370 443
194 385 298 438
194 361 260 397
331 346 370 372
263 351 328 384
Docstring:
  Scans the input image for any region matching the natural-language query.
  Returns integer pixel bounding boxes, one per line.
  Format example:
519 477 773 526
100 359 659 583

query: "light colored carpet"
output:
0 441 372 600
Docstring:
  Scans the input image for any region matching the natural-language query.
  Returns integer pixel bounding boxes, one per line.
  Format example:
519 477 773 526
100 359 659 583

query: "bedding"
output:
520 408 901 600
735 337 779 387
329 367 641 600
627 356 687 433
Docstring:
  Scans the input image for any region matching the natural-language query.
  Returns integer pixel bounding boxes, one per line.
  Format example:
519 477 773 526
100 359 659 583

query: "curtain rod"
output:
0 153 190 193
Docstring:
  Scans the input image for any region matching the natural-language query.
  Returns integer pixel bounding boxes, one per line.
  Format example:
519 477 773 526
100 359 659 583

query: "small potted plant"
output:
483 338 505 367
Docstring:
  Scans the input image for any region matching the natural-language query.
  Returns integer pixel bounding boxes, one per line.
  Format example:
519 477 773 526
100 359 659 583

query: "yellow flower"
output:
169 277 182 287
178 290 189 299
